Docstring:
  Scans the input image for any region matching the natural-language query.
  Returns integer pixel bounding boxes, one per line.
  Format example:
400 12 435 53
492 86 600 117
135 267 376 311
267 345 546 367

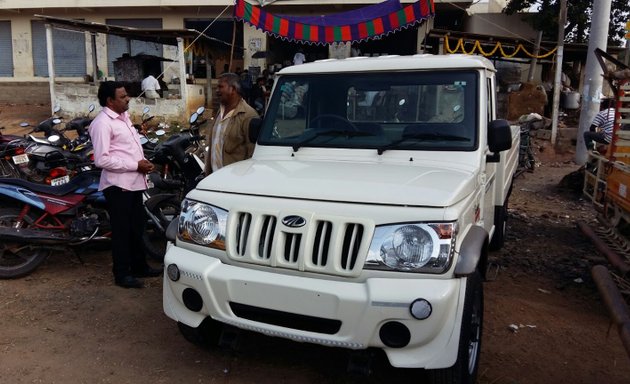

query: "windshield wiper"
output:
376 132 470 155
292 128 376 152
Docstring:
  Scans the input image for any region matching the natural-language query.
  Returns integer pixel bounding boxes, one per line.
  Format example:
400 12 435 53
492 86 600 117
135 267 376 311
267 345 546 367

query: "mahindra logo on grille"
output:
282 215 306 228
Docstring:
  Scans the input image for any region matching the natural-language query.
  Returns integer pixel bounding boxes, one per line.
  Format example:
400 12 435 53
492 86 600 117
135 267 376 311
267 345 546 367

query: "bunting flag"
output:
234 0 435 45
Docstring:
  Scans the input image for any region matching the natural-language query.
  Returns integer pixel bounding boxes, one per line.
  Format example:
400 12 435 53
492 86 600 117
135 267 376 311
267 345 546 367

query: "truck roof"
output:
277 54 496 75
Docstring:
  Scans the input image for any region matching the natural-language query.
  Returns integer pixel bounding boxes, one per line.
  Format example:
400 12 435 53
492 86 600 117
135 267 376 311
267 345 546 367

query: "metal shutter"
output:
31 21 87 77
0 21 13 77
106 19 163 75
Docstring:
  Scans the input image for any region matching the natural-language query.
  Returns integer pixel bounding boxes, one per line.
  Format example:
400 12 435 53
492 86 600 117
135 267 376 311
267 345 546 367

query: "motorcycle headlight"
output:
177 199 227 250
365 222 457 274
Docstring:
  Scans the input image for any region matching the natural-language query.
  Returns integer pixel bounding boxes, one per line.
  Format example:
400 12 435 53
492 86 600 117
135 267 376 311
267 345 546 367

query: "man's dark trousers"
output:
103 186 149 279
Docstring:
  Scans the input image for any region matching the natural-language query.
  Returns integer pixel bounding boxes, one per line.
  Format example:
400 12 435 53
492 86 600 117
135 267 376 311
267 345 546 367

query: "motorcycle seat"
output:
0 170 101 196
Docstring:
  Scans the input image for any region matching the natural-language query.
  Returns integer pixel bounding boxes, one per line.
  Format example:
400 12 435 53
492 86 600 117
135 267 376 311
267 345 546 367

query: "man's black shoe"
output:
115 276 144 289
132 266 163 278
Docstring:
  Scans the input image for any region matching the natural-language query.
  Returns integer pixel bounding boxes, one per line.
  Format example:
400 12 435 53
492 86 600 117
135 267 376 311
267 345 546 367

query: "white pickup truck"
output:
163 54 519 383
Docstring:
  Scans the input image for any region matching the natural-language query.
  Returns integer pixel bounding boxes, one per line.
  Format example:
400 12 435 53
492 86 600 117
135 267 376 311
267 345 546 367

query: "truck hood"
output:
197 159 477 207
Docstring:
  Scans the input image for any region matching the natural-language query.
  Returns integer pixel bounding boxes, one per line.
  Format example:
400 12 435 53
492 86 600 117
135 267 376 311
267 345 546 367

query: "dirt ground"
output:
1 102 629 384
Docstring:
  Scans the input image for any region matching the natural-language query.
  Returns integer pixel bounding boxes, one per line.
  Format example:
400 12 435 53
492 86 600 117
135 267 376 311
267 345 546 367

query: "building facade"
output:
0 0 475 85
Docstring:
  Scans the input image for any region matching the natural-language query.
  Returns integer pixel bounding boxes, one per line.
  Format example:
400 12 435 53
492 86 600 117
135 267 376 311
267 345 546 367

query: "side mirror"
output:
139 136 148 145
143 106 151 115
53 105 61 114
20 122 29 127
189 112 199 124
487 119 512 153
155 129 166 136
248 118 262 143
196 106 206 116
88 104 95 113
52 118 62 125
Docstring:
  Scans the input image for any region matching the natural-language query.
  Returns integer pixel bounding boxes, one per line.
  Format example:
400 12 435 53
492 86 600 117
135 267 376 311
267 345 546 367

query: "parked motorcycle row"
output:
0 105 207 279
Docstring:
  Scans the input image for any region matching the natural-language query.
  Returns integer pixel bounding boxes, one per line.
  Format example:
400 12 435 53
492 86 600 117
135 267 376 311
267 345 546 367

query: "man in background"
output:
293 48 306 65
584 98 616 151
204 73 259 175
141 73 161 99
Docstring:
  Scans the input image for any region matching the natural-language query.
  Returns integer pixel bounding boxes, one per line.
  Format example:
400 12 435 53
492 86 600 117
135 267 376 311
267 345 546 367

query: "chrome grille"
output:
229 211 370 277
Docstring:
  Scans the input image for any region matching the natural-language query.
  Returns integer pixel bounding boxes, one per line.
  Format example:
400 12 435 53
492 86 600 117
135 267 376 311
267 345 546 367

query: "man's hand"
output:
137 159 154 174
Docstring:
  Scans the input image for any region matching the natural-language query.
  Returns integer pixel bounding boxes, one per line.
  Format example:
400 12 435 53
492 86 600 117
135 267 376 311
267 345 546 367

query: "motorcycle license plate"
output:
51 175 70 186
146 176 154 189
12 154 29 164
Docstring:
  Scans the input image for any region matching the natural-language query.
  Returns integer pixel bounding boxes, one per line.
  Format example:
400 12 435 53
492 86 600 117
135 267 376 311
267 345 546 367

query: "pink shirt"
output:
89 107 147 191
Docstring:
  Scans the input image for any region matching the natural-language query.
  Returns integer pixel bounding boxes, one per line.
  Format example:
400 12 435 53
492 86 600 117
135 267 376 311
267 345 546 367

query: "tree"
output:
503 0 629 45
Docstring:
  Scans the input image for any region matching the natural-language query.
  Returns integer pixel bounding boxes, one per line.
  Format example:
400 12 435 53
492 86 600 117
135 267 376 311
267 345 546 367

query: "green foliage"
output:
503 0 629 45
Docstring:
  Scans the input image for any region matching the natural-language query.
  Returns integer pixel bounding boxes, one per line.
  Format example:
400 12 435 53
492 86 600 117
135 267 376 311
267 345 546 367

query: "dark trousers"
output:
583 131 608 150
103 186 149 279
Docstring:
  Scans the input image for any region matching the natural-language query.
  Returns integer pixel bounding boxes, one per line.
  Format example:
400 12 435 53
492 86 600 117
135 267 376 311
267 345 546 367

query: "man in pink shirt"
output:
90 81 161 288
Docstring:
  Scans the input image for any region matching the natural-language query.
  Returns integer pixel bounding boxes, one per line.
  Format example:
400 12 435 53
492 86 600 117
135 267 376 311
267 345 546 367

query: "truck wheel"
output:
489 201 507 251
427 271 483 384
177 318 223 348
0 208 52 279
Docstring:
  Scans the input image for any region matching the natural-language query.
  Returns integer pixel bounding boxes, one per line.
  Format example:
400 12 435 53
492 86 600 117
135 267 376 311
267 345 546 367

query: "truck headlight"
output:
365 223 457 273
177 199 227 250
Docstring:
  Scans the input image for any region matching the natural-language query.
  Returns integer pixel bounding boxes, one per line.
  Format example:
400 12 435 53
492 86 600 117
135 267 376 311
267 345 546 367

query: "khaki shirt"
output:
204 98 259 175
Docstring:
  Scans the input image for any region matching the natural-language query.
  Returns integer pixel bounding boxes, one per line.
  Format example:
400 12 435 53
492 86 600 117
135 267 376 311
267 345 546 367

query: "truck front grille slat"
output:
259 215 276 260
312 221 331 266
230 212 368 277
236 213 251 256
341 224 363 271
284 233 301 263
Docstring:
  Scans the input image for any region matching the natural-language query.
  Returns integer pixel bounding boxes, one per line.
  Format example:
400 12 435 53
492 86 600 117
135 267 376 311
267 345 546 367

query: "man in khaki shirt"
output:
204 73 259 175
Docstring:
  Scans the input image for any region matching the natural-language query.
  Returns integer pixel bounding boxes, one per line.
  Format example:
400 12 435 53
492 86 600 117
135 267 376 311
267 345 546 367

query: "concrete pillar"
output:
243 24 267 72
45 23 56 113
11 16 35 78
575 0 612 164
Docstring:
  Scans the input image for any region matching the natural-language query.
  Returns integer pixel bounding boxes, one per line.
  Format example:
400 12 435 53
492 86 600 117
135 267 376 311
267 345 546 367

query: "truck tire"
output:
489 201 507 251
177 318 223 348
0 208 52 279
427 271 483 384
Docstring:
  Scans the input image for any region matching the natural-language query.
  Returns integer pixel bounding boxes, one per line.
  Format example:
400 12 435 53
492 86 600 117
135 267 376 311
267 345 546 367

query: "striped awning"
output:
234 0 435 45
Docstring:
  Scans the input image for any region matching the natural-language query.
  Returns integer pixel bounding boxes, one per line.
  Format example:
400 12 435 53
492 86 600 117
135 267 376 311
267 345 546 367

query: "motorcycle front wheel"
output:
0 208 52 279
143 198 181 262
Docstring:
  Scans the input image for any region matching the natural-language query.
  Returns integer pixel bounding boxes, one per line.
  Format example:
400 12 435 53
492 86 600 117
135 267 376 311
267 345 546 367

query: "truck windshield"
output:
258 71 479 152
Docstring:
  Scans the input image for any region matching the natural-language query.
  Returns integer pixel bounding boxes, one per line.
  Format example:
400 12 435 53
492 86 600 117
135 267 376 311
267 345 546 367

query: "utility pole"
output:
550 0 567 146
575 0 612 164
527 31 543 82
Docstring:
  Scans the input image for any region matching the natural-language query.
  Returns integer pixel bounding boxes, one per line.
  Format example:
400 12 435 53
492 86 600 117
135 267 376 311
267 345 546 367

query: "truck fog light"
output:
182 288 203 312
410 299 432 320
167 264 180 281
379 321 410 348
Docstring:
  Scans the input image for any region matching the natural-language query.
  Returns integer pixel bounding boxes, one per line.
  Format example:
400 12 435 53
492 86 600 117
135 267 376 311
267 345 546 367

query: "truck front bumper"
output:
163 245 465 369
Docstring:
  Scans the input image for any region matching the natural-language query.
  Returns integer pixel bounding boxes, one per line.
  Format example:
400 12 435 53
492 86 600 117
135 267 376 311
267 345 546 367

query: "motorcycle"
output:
0 170 110 278
0 127 30 178
142 107 206 260
15 105 96 185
